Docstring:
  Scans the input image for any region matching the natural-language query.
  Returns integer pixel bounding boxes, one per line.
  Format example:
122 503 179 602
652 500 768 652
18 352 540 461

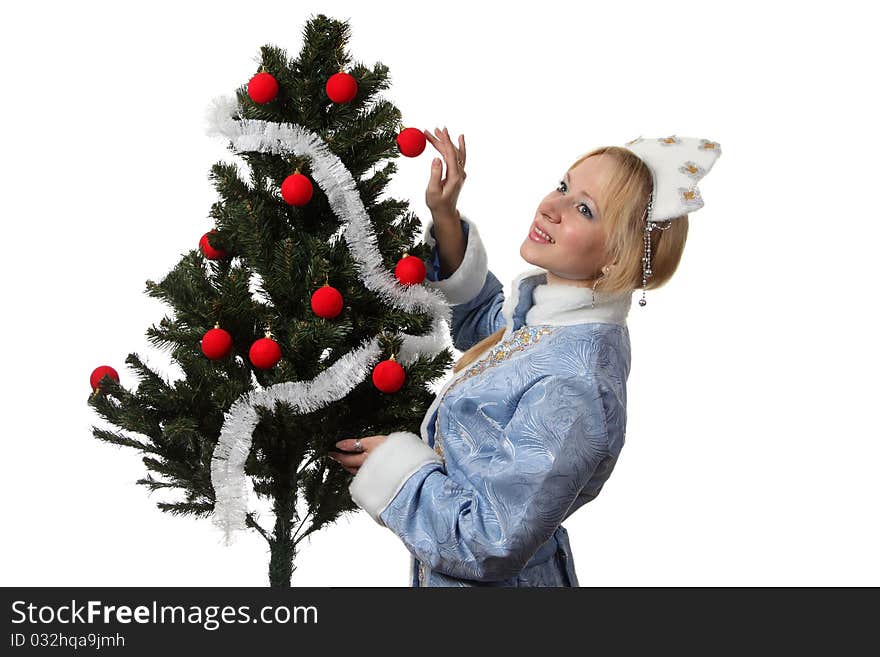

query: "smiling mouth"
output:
529 223 555 244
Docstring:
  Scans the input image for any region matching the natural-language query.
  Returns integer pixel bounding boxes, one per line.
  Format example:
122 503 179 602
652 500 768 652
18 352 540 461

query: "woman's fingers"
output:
442 127 459 166
328 450 368 469
426 127 444 151
424 130 449 169
434 127 456 168
423 127 465 214
334 435 383 452
426 127 463 169
328 434 388 475
441 128 465 180
328 456 358 475
427 153 442 190
442 127 465 170
326 442 367 475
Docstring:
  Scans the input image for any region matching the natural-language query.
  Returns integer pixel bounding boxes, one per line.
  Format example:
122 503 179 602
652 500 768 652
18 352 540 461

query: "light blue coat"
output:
349 215 633 587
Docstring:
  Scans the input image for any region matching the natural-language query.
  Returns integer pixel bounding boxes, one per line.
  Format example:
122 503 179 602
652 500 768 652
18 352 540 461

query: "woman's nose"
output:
541 208 562 224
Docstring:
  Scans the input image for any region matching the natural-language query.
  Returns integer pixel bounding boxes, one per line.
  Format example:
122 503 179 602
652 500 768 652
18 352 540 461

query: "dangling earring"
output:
591 265 612 309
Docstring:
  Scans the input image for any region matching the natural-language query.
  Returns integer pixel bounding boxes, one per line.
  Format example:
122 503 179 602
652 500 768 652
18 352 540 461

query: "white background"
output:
1 0 877 587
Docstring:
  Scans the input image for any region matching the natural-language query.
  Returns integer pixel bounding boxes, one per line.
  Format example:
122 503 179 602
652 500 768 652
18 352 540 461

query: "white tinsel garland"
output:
205 94 451 545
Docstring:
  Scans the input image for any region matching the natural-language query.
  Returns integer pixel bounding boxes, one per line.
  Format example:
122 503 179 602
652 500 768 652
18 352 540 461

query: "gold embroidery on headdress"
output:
679 187 703 207
680 161 704 178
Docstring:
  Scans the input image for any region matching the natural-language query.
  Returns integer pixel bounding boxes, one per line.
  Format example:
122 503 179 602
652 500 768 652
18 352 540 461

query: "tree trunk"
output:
268 495 297 587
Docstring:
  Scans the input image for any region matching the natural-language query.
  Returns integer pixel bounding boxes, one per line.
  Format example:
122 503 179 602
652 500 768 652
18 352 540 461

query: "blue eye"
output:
556 180 594 219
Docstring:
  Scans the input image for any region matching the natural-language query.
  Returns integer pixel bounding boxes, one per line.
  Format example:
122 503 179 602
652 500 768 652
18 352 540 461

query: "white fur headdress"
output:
621 135 722 305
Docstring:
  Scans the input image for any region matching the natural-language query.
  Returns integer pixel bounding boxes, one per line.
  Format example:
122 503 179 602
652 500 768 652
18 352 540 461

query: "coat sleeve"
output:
348 372 614 582
422 214 507 352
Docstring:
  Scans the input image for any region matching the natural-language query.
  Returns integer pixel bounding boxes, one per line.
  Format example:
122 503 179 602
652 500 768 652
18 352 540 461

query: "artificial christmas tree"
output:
87 14 455 587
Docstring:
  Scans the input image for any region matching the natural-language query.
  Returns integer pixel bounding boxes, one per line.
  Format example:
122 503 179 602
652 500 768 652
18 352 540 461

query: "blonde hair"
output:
452 146 689 374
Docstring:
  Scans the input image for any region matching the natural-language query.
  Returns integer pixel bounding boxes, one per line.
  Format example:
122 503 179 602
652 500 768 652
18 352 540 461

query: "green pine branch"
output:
87 13 456 586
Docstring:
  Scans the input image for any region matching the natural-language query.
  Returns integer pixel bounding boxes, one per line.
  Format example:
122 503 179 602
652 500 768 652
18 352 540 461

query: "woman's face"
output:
520 155 614 285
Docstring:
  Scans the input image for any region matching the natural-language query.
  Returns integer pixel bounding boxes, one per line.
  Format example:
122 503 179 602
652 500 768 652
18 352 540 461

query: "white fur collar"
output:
501 267 633 339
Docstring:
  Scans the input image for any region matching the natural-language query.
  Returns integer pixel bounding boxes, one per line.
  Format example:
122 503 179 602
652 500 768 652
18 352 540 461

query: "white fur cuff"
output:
422 215 489 305
349 431 443 526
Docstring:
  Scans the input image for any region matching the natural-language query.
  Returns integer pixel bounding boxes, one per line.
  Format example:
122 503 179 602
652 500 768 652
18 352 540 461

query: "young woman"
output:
330 127 693 587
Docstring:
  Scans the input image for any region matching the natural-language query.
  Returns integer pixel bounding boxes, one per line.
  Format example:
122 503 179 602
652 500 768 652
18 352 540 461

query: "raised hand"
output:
424 126 466 219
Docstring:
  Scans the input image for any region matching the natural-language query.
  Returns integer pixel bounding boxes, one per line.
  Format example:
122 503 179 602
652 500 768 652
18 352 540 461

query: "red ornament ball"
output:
199 230 228 260
395 254 427 285
396 127 427 157
325 71 358 104
90 365 119 393
201 327 233 360
247 72 279 104
249 336 281 370
372 358 406 393
281 172 313 206
311 285 344 319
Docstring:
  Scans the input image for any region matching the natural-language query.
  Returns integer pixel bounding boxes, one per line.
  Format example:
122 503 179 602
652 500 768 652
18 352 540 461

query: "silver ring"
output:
353 439 363 452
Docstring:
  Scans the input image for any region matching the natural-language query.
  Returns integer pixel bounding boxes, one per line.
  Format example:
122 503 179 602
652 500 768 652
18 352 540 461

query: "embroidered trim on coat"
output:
433 325 557 462
421 326 556 586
